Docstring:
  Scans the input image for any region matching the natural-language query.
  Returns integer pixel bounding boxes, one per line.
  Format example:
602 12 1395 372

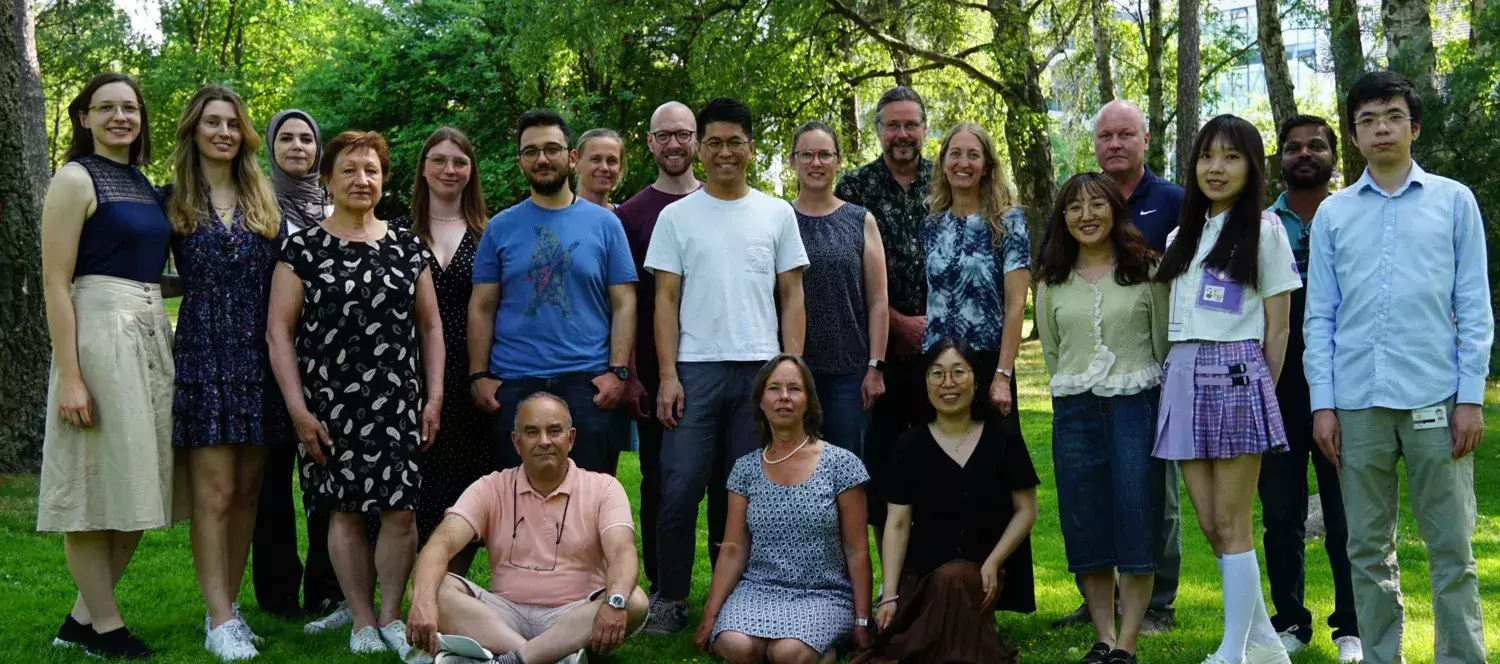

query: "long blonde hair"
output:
169 85 280 238
926 121 1015 246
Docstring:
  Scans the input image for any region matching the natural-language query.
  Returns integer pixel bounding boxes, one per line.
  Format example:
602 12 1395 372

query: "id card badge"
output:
1412 405 1448 431
1196 268 1246 315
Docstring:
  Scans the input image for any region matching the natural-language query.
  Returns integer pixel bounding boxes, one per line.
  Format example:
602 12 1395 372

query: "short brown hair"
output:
320 131 390 181
751 354 824 448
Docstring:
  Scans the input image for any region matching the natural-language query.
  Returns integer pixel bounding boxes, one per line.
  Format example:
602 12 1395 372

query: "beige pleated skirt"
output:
36 275 191 532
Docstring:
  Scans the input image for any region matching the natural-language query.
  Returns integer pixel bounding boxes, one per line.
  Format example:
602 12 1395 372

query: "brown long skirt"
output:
852 561 1019 664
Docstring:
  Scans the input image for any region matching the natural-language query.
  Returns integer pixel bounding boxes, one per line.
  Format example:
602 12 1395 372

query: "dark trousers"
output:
1258 288 1358 642
864 356 927 527
493 372 614 472
252 444 343 614
656 361 761 601
636 372 665 596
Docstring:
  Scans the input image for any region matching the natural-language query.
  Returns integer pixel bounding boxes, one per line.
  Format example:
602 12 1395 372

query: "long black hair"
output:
1155 114 1266 286
1038 172 1157 286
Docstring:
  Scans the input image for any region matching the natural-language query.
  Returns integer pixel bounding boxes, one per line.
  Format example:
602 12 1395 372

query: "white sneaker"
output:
1246 639 1294 664
379 620 423 662
1334 636 1364 663
349 626 388 655
305 602 352 634
206 605 263 644
205 619 259 661
1277 626 1307 655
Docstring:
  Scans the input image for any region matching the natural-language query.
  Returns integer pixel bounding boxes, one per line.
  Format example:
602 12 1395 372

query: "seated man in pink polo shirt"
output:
405 392 649 664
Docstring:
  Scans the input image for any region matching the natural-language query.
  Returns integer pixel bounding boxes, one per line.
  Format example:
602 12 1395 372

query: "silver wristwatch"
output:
605 594 628 610
995 367 1014 378
854 618 871 628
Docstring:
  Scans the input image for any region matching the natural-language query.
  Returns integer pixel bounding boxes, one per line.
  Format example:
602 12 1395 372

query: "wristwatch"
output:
995 367 1014 378
605 594 628 610
610 365 631 381
854 618 871 628
868 359 887 373
468 371 495 384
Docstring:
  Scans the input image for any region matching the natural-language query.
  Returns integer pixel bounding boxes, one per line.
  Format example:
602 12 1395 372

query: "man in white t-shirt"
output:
639 98 809 635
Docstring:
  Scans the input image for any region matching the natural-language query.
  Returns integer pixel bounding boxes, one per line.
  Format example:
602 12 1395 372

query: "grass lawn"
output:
1 339 1497 663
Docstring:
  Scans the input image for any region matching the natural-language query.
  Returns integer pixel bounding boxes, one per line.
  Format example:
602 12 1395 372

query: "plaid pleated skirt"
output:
1152 340 1290 460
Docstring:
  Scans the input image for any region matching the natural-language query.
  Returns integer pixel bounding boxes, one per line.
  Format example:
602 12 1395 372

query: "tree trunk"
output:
1093 0 1116 105
840 30 862 156
885 0 913 85
0 0 52 472
1257 0 1298 130
988 0 1057 260
1145 0 1168 174
1382 0 1438 101
1329 0 1366 183
1174 0 1202 182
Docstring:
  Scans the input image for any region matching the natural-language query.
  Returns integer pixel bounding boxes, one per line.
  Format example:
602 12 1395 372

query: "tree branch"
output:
825 0 1006 92
1161 40 1258 126
1041 0 1090 68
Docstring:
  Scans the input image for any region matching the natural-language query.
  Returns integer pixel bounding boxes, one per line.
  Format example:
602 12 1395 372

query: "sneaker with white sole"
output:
1277 626 1308 656
379 620 422 662
305 602 353 634
1246 639 1294 664
205 619 259 661
1334 636 1363 663
206 605 263 644
349 626 388 654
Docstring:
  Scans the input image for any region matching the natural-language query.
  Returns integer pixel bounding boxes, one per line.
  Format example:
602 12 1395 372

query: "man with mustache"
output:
833 86 931 543
469 109 639 475
1257 114 1363 663
614 101 703 606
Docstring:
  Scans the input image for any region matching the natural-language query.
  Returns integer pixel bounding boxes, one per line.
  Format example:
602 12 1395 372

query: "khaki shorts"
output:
447 573 601 640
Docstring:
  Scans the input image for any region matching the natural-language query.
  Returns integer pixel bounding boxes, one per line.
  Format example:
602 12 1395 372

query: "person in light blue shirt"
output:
469 109 639 474
1303 71 1492 664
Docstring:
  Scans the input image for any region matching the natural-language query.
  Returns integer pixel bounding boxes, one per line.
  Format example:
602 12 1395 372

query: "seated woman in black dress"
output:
854 336 1039 664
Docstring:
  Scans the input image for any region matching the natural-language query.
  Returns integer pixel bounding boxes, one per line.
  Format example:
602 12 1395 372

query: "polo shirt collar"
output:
1353 161 1429 198
1270 191 1300 221
517 459 579 499
1128 166 1163 204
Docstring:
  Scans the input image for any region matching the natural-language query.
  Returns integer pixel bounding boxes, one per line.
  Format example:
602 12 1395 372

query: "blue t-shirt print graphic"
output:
525 225 581 318
474 198 638 379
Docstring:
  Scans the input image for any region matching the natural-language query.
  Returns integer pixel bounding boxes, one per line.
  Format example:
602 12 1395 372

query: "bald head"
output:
648 101 697 178
1093 100 1149 181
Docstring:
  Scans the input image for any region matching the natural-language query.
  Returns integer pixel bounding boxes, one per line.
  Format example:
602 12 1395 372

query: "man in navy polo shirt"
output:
1051 99 1184 634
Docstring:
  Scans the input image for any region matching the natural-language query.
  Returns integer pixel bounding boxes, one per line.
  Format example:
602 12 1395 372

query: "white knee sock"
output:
1214 550 1260 664
1248 581 1279 646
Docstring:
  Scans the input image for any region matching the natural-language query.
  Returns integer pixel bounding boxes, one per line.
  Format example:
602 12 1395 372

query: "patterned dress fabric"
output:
279 225 434 513
796 202 871 375
833 157 932 317
711 444 869 654
171 204 288 448
921 206 1030 351
389 215 500 540
1154 339 1291 460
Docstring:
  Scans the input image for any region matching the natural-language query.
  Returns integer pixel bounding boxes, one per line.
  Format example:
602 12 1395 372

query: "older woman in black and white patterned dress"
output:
267 130 443 657
693 354 873 663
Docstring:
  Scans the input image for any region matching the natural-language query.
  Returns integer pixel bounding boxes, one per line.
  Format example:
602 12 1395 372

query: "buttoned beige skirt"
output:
36 275 190 532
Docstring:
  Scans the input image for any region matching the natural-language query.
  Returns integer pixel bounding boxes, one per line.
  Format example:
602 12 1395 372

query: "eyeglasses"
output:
507 477 571 572
89 103 141 117
1354 112 1410 130
702 138 749 153
925 366 973 386
881 121 923 134
794 150 839 164
426 155 471 170
651 130 695 145
519 145 567 162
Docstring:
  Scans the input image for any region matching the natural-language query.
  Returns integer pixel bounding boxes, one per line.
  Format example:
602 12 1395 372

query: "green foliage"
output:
34 0 145 170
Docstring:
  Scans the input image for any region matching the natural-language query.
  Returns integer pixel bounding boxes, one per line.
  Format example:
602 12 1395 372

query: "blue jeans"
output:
657 361 762 601
1052 388 1166 575
814 372 868 459
492 372 614 473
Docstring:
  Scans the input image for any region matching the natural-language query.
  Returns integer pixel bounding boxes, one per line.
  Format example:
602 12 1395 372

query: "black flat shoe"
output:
1105 649 1138 663
52 614 94 649
1080 641 1113 664
85 626 153 660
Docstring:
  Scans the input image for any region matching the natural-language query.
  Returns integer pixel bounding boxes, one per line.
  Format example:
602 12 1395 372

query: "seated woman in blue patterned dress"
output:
919 122 1031 423
693 354 874 663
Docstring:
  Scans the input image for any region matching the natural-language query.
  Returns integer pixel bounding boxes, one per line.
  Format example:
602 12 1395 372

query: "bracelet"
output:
467 371 493 384
874 595 900 607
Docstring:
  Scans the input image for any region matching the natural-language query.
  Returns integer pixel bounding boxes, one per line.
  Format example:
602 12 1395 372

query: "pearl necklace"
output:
762 435 811 465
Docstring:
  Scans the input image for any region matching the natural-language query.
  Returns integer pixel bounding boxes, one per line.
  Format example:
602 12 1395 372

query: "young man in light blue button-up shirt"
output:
1303 71 1493 664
